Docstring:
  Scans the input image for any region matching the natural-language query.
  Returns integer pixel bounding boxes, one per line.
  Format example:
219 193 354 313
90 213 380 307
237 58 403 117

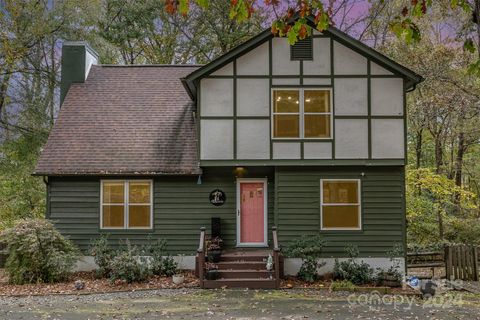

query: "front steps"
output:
202 250 279 289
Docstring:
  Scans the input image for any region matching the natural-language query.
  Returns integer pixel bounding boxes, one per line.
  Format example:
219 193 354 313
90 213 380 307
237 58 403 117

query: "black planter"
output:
208 249 222 263
206 270 219 280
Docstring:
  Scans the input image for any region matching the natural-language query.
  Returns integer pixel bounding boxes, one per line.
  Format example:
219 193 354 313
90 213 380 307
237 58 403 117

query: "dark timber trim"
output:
200 159 405 166
184 19 424 98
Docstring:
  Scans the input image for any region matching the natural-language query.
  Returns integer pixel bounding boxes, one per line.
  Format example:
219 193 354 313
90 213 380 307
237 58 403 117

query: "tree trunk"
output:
434 137 444 174
415 129 423 169
437 207 444 241
454 131 466 213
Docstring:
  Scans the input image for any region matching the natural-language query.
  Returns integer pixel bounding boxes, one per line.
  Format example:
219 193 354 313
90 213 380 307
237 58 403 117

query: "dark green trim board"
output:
233 59 237 159
47 166 405 258
200 159 405 166
367 60 372 159
269 39 273 160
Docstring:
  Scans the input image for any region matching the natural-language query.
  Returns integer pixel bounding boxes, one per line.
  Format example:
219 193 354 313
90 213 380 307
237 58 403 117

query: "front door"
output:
237 179 267 247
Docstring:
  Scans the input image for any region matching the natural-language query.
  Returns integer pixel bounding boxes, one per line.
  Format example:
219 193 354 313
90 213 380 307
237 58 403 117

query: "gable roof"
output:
183 21 424 97
34 65 202 176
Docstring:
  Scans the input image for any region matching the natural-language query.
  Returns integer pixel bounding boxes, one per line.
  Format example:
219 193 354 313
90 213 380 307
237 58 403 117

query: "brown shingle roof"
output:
34 65 202 176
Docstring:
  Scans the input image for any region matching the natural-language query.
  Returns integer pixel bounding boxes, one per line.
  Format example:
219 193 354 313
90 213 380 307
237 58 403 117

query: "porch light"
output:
233 167 247 177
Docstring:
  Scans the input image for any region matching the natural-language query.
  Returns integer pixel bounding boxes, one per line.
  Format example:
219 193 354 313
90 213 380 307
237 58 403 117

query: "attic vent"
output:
290 37 313 60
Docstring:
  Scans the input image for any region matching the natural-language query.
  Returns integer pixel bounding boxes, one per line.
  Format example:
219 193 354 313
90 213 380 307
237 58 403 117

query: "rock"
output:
74 280 85 290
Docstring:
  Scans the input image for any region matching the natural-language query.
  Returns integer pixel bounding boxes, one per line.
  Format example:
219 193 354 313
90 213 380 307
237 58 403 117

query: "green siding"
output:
48 166 405 258
276 166 405 257
48 167 274 254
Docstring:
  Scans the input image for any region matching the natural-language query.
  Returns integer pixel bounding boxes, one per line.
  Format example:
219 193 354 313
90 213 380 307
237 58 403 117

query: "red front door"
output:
239 181 266 245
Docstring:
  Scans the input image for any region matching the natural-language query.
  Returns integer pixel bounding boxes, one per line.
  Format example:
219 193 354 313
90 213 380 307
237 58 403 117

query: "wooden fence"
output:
407 245 479 281
445 245 479 281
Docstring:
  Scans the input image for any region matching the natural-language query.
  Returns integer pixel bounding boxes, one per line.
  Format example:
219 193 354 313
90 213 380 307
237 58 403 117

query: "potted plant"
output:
376 244 403 287
172 272 184 285
207 237 223 263
172 255 184 285
205 262 219 280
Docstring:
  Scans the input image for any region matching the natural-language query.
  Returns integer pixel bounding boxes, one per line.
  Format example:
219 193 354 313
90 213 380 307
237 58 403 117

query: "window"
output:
290 37 313 60
273 89 332 139
101 180 152 229
320 179 361 230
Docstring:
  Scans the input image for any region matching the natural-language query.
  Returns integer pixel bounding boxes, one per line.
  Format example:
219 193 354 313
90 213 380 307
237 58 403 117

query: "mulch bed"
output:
0 270 199 296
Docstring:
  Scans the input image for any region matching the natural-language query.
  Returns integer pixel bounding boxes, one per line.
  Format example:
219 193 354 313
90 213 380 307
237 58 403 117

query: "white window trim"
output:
271 87 333 140
320 179 362 231
100 179 154 230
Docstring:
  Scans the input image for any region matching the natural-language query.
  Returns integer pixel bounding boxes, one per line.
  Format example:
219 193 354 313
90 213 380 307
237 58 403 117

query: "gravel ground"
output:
1 289 480 320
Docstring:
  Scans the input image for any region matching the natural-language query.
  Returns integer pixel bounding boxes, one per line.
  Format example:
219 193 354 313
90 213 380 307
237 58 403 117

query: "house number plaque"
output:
209 189 226 206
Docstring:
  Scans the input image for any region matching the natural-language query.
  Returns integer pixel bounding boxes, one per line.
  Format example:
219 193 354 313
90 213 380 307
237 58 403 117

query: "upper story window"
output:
101 180 153 229
272 88 332 139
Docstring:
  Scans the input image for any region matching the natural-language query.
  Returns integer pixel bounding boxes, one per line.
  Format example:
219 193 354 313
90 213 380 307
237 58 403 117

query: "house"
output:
34 18 423 288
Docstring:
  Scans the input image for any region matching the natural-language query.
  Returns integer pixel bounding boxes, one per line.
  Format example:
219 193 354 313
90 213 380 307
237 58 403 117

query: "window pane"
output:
323 181 358 204
274 114 300 138
322 205 359 228
304 90 330 113
103 182 124 204
304 115 330 138
274 90 300 113
102 205 124 228
129 182 151 204
129 205 151 228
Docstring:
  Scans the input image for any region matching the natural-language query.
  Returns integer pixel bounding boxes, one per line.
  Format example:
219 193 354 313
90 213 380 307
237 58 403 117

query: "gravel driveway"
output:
1 289 480 319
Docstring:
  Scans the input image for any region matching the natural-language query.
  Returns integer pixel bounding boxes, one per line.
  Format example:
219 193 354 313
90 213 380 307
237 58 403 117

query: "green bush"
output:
1 219 79 284
284 234 326 282
90 235 115 278
160 256 178 277
333 245 373 285
330 280 355 291
89 236 178 282
109 241 151 283
144 237 168 276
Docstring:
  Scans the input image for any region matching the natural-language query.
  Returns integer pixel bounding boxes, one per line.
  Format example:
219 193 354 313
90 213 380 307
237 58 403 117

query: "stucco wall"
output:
199 35 406 162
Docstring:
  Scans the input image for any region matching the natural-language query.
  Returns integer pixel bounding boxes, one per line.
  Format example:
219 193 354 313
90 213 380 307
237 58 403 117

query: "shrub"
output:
284 234 326 282
1 219 79 284
376 243 404 284
160 256 178 277
333 245 373 285
144 237 179 276
109 241 151 283
90 235 115 278
330 280 355 291
144 237 167 276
